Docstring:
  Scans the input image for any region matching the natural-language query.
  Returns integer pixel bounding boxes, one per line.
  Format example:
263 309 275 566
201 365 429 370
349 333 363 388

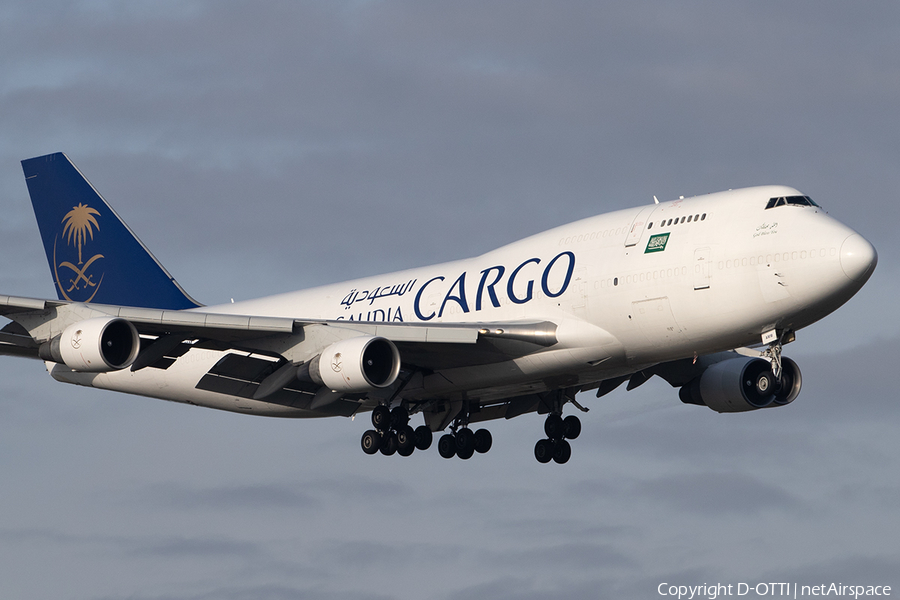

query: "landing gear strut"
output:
761 330 802 406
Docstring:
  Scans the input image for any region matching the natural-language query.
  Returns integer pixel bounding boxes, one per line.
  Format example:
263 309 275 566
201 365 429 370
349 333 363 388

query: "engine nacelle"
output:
679 356 802 413
310 336 401 392
40 317 141 372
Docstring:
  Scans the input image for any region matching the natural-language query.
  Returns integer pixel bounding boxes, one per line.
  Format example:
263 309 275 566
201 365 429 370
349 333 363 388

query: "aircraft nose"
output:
840 234 878 282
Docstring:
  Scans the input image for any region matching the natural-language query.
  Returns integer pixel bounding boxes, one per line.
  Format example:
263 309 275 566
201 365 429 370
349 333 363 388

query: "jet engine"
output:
39 317 141 372
308 336 401 393
679 356 802 413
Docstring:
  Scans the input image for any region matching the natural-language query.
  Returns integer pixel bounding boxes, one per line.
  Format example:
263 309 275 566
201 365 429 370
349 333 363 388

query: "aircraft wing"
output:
0 294 558 372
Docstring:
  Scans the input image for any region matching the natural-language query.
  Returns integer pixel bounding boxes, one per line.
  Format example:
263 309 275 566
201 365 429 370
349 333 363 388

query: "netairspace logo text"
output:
658 583 892 600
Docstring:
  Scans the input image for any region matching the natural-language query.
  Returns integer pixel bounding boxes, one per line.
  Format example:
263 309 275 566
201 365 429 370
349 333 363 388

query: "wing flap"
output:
0 295 50 313
339 322 479 344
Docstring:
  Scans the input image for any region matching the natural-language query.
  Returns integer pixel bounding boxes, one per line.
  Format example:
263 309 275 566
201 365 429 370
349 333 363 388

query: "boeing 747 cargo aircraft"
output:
0 153 877 463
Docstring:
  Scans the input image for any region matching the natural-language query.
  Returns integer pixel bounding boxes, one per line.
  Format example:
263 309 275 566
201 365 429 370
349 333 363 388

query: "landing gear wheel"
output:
397 443 415 457
534 439 554 464
552 439 572 464
390 406 409 429
455 427 476 455
544 414 564 440
396 425 417 451
438 434 457 459
361 430 381 455
563 415 582 440
414 425 433 451
371 405 391 431
474 429 493 454
379 432 398 456
457 444 475 460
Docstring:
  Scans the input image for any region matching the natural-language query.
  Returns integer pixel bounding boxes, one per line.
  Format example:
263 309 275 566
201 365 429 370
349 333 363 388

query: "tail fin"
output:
21 152 202 309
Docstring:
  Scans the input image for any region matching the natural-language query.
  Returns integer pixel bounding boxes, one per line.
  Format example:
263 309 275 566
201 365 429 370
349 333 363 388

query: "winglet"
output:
21 153 202 309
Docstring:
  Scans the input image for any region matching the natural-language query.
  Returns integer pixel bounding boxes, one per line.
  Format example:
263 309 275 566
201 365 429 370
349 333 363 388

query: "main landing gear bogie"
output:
535 413 581 464
360 405 433 457
437 427 492 460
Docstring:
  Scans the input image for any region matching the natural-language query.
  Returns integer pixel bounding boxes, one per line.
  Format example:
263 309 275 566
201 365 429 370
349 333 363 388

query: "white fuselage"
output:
56 186 873 417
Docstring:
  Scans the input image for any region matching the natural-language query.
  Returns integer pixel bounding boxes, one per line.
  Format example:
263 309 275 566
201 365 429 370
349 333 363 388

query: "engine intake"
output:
40 317 141 372
309 336 401 392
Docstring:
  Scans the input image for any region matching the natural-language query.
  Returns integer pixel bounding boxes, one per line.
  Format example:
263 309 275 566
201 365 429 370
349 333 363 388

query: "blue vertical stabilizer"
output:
21 152 202 309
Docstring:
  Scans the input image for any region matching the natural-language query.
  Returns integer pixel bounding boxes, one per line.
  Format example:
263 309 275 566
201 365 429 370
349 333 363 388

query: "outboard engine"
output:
39 317 141 372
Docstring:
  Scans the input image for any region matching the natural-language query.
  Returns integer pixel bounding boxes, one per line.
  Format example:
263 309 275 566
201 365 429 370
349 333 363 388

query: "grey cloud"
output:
444 576 619 600
128 536 261 559
143 482 317 511
763 555 900 586
484 540 635 572
95 584 393 600
633 472 800 516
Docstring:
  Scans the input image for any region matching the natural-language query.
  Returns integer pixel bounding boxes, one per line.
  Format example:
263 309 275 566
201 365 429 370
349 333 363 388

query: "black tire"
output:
361 430 381 455
563 415 582 440
397 443 414 457
414 425 433 451
390 405 409 429
438 434 456 459
380 432 398 456
553 439 572 464
457 444 475 460
534 439 554 463
371 405 391 431
474 429 493 453
455 428 476 454
396 425 416 450
544 413 564 440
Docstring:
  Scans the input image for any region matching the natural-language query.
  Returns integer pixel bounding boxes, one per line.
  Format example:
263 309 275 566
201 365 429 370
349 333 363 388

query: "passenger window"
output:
687 215 692 222
701 213 706 220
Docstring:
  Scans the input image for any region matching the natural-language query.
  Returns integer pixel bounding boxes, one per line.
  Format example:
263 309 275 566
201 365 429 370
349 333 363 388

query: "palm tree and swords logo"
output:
53 203 104 302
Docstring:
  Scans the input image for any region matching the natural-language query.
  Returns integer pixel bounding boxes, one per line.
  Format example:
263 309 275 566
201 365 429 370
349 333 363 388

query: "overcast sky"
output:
1 2 898 599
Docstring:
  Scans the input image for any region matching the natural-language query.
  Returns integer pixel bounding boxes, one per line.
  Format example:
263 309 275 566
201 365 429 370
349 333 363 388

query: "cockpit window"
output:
765 195 819 209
